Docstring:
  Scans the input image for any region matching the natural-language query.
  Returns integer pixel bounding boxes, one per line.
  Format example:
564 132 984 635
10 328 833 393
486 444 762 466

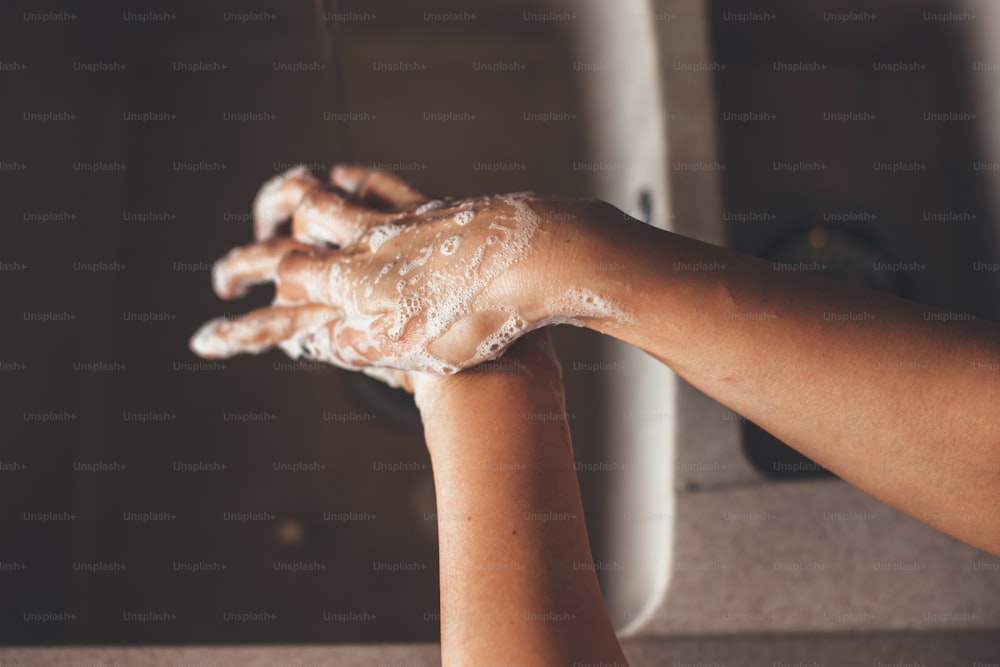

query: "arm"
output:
565 206 1000 554
189 170 627 664
191 166 1000 555
413 333 628 666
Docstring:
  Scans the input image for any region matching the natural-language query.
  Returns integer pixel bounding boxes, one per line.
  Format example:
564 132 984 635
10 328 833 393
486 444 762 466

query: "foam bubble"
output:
544 287 634 326
440 235 462 256
306 220 342 246
366 223 404 252
254 165 311 238
374 262 394 283
278 336 307 360
475 312 529 359
464 245 487 277
281 192 546 375
398 245 433 276
415 199 446 215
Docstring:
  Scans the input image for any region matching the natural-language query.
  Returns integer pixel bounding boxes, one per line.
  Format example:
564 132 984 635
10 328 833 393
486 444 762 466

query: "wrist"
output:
535 199 641 331
414 338 563 413
414 331 566 454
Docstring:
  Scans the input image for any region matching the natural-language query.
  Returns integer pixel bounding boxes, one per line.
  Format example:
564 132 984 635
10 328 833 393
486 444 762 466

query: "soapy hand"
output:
189 166 626 386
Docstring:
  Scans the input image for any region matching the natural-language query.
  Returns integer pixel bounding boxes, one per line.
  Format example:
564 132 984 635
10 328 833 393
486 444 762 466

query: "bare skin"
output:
200 170 630 665
193 167 571 376
191 167 1000 554
417 332 629 667
576 215 1000 555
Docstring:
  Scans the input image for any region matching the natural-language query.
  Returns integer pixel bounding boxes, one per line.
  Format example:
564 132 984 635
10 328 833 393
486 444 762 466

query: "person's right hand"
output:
190 166 631 382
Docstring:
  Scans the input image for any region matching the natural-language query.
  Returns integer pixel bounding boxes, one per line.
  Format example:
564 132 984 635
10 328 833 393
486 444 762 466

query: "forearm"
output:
567 210 1000 553
415 347 627 666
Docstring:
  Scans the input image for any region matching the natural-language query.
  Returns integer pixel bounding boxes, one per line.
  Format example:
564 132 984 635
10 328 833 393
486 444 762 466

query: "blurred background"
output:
1 0 999 656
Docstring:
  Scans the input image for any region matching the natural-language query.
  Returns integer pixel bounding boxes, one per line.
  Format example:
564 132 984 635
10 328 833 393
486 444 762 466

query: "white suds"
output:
374 262 394 283
439 235 462 256
305 219 342 246
398 245 433 276
365 223 404 252
544 287 635 326
253 165 310 238
464 245 486 277
278 336 307 360
415 199 446 215
191 316 296 359
209 192 547 378
190 320 238 358
475 312 529 359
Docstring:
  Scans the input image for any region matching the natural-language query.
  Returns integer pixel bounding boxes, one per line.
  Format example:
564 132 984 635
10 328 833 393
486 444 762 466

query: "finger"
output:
291 186 400 247
274 319 380 372
253 165 322 240
275 247 347 306
330 165 430 209
212 237 312 300
189 305 340 359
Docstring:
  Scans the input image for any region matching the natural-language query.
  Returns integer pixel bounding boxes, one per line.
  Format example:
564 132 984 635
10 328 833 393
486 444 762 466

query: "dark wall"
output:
708 0 1000 479
0 0 602 644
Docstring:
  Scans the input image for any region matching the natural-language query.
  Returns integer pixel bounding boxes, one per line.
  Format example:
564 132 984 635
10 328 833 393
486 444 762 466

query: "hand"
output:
413 326 565 418
189 166 628 384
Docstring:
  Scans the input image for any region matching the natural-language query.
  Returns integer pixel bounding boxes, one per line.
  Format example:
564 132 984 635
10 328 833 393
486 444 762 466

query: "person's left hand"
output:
188 165 578 391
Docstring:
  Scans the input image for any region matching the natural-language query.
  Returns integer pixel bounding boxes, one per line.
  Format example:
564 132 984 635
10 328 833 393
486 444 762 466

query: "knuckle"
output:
290 209 310 241
276 249 311 281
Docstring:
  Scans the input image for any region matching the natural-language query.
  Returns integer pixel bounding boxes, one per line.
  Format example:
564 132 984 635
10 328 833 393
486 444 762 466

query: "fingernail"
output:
253 164 311 239
331 165 363 191
189 320 232 359
212 257 246 299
